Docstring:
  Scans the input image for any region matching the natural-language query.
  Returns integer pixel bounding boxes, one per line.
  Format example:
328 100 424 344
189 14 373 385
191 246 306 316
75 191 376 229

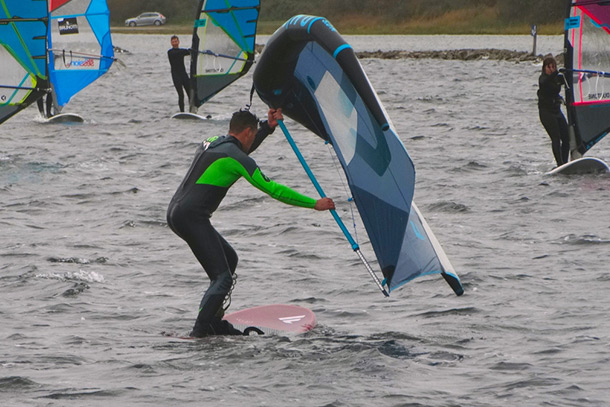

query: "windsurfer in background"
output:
537 56 570 167
167 35 191 113
167 108 335 338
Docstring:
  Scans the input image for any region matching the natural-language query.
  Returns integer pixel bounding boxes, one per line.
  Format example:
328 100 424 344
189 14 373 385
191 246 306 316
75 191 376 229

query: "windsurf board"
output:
45 113 84 124
224 304 316 335
546 157 610 175
171 112 211 121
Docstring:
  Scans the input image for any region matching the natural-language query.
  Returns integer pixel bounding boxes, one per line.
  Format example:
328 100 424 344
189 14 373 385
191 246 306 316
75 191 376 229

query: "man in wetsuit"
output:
167 35 191 112
167 108 335 337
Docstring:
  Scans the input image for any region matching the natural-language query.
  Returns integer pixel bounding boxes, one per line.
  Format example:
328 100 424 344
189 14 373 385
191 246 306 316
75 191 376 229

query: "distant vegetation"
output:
107 0 564 35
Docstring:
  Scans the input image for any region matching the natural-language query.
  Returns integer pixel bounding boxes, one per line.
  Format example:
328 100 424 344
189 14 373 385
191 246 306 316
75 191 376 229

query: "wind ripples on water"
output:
1 34 609 406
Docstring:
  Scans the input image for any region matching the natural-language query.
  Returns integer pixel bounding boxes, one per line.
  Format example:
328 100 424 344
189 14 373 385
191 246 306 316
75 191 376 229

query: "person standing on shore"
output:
537 56 570 167
167 35 191 113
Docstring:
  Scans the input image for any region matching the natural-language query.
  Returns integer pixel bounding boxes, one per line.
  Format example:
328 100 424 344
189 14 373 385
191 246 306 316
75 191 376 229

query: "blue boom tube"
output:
278 119 389 297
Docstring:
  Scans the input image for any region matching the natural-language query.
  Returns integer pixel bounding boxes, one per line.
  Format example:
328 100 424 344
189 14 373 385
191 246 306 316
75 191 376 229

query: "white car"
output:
125 12 166 27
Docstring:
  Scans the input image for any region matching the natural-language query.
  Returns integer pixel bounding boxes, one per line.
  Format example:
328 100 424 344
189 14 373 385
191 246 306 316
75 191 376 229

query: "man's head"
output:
171 35 180 48
229 110 259 152
229 109 259 133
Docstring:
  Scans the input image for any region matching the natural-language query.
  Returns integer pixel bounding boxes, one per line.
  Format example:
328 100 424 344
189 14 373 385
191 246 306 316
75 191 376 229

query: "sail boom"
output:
0 84 40 91
199 49 249 62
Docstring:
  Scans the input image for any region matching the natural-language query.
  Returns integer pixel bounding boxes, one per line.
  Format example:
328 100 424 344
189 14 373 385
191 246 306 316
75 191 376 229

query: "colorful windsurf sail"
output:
190 0 260 107
47 0 114 108
0 0 49 124
564 0 610 155
253 15 463 296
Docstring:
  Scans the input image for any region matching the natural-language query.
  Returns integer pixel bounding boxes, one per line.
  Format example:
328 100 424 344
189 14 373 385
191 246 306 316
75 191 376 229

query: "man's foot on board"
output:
189 317 243 338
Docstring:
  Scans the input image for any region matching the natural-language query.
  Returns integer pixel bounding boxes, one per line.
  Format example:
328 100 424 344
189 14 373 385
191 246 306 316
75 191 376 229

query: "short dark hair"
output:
171 35 179 41
229 110 259 133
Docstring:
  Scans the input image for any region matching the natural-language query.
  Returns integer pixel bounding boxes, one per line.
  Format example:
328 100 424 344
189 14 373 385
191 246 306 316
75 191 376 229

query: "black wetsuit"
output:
167 122 317 337
538 71 570 166
167 47 191 112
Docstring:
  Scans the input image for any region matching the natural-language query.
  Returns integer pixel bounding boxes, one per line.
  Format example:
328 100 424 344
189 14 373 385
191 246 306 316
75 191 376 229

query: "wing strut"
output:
278 119 390 297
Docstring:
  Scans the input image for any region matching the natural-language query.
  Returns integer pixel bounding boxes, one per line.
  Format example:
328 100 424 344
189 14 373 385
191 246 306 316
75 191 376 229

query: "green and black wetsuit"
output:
167 121 316 336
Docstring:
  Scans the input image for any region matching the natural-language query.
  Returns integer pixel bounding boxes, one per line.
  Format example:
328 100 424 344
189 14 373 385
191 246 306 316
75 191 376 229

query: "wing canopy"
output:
253 16 462 294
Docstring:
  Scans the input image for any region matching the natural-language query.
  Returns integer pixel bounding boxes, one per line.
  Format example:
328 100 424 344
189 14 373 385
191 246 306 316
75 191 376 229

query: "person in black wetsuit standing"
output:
167 35 191 112
538 56 570 167
167 108 335 337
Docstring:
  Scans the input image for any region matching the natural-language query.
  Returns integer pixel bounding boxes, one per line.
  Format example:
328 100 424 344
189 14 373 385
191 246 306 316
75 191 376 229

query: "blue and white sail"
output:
0 0 49 124
190 0 260 107
47 0 114 108
253 15 463 296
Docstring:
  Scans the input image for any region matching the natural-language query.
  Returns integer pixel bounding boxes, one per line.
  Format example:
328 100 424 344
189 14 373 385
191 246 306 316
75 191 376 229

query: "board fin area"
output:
546 157 610 175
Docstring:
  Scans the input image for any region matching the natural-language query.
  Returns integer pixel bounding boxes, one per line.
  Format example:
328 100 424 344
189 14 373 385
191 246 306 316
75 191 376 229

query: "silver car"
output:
125 12 166 27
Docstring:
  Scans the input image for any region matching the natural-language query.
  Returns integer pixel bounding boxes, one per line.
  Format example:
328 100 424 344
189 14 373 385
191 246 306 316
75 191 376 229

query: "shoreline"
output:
110 22 562 36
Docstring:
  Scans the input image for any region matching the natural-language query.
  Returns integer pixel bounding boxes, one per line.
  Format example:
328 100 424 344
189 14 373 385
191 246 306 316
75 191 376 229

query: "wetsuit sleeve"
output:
197 155 316 208
248 120 275 154
246 167 317 208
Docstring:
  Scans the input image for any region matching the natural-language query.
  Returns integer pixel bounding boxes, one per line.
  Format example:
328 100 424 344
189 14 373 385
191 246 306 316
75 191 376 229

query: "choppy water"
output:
1 34 609 407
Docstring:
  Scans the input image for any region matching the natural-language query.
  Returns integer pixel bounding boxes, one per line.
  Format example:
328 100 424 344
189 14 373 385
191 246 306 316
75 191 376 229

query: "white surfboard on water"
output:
44 113 84 124
546 157 610 175
171 112 210 121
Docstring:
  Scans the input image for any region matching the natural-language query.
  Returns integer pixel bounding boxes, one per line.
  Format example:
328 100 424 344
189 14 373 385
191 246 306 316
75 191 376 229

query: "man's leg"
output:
184 219 241 336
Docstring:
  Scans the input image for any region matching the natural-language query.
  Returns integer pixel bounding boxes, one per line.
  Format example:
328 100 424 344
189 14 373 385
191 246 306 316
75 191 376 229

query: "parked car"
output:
125 12 166 27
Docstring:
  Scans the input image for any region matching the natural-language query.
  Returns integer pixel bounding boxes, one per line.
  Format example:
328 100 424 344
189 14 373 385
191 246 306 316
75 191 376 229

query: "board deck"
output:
45 113 84 123
224 304 316 335
546 157 610 175
171 112 210 121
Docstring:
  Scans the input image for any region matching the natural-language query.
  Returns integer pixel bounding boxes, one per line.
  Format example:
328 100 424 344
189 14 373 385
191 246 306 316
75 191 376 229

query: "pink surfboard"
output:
224 304 316 335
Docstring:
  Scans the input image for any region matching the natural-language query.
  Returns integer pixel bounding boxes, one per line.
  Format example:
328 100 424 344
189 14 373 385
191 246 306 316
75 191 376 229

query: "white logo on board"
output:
279 315 305 324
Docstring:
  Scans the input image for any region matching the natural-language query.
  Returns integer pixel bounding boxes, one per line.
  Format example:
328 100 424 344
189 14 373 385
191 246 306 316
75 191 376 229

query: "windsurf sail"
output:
564 0 610 155
47 0 114 108
190 0 260 107
0 0 49 124
253 15 463 296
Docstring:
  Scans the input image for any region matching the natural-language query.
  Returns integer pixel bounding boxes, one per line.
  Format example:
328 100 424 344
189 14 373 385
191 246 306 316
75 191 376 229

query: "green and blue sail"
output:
0 0 49 123
190 0 260 107
253 15 463 296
